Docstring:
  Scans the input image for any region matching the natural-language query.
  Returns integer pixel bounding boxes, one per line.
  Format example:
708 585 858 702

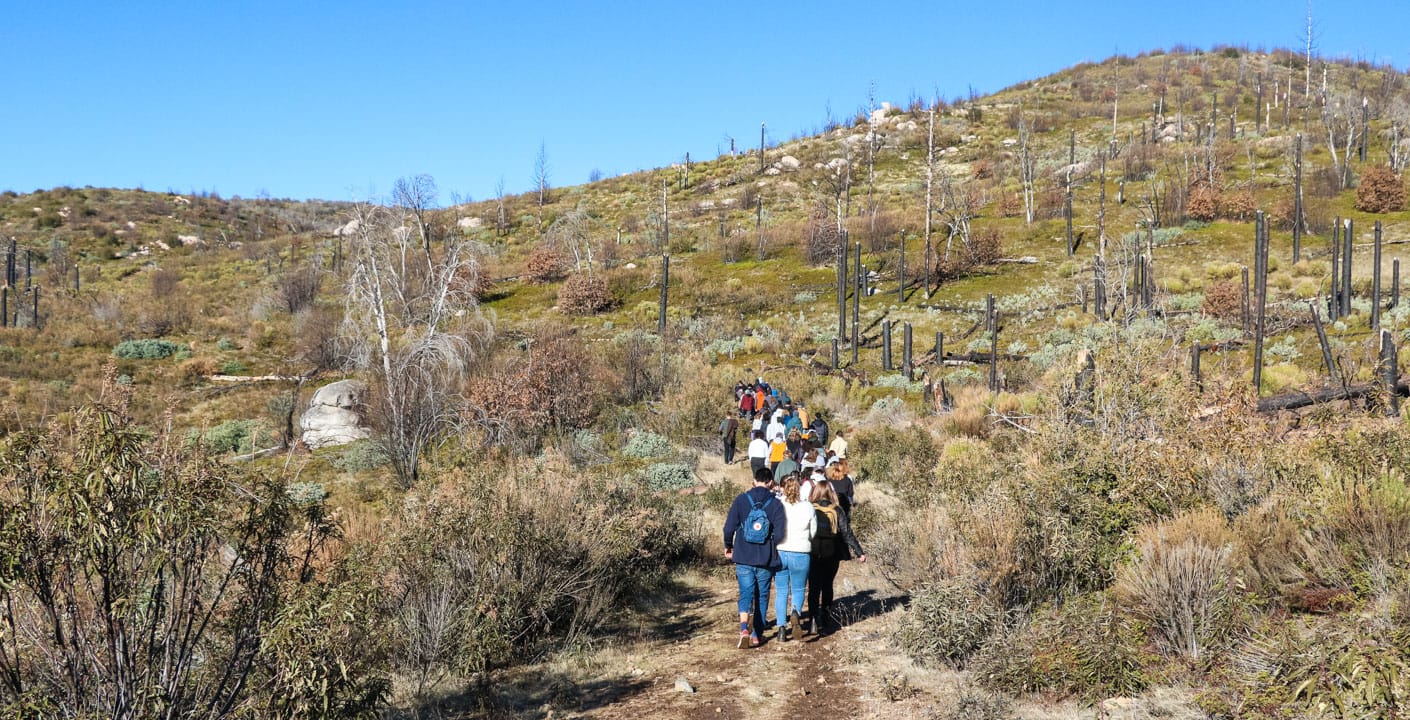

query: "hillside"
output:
3 46 1410 718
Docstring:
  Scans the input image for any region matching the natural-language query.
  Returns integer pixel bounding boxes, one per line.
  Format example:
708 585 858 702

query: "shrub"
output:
113 338 185 359
556 273 615 315
970 593 1150 701
623 430 672 459
191 419 265 454
219 360 247 374
523 245 569 283
853 424 939 487
1113 509 1244 660
333 441 389 472
1356 165 1406 213
179 357 219 380
465 329 602 451
1187 184 1220 221
643 462 695 492
1201 280 1242 319
895 579 1004 668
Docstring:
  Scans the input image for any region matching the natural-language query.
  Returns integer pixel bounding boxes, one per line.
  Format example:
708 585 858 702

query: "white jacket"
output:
747 438 770 459
777 499 817 553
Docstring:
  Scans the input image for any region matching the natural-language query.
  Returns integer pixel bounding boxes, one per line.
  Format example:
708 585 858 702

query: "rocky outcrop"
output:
300 379 371 449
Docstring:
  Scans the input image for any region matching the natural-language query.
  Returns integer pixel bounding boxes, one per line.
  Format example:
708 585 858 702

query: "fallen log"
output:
208 374 301 383
1257 381 1409 413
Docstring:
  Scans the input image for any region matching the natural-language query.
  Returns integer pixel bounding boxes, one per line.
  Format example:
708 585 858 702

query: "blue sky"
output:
2 1 1406 203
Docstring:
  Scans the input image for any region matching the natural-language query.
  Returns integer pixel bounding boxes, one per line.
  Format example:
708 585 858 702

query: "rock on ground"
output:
301 379 371 449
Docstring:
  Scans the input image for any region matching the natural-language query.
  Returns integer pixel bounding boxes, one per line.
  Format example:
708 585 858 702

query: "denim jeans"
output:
735 563 774 636
774 551 810 626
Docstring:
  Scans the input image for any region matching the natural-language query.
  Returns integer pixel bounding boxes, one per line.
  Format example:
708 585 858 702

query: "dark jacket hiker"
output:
724 469 788 646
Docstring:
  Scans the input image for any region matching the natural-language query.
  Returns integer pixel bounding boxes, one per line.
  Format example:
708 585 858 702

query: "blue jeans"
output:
774 551 810 625
735 563 774 636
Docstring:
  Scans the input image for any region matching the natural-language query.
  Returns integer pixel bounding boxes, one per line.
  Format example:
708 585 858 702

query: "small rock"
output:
674 677 695 693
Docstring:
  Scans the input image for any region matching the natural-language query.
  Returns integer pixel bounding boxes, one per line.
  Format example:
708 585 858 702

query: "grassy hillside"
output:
4 46 1410 717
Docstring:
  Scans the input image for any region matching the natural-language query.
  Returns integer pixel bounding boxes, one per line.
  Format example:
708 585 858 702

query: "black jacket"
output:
811 498 864 561
723 486 787 569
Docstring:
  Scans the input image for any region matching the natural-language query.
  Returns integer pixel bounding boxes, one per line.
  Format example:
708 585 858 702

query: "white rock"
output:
897 120 917 132
126 221 137 229
624 262 637 270
457 216 483 229
332 219 361 237
778 155 801 171
177 234 202 246
300 379 372 449
764 167 781 176
674 678 695 693
1002 138 1018 146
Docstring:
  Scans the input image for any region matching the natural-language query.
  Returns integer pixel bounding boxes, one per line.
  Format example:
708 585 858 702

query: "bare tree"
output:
547 206 598 273
534 142 552 233
1018 110 1038 225
341 203 492 487
1322 93 1360 190
392 174 438 256
924 106 935 297
494 176 509 236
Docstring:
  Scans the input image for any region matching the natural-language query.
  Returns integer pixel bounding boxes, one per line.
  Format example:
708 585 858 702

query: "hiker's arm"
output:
722 497 742 552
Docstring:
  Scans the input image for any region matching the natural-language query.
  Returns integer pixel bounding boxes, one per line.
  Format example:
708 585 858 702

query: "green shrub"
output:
895 579 1004 668
643 462 695 492
219 360 247 374
189 419 265 454
216 337 238 351
624 430 672 459
853 424 939 488
970 593 1151 701
333 441 388 472
113 338 185 359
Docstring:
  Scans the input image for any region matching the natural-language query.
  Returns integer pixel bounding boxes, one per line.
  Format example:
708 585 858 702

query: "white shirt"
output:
829 436 848 458
777 499 817 553
747 438 770 459
766 420 786 444
751 416 764 431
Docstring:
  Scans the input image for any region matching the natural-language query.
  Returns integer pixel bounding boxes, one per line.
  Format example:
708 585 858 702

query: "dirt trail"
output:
582 454 905 720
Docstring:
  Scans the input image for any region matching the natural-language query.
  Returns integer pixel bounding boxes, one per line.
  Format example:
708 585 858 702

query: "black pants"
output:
750 457 766 475
723 437 736 464
807 555 841 614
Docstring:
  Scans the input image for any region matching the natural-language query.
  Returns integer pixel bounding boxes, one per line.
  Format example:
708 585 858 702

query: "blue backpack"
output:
742 495 774 545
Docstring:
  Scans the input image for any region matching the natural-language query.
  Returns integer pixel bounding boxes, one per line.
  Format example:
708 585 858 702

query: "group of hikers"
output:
719 380 866 648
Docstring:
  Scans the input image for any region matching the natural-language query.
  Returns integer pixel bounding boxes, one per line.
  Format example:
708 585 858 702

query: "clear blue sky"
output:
2 1 1405 203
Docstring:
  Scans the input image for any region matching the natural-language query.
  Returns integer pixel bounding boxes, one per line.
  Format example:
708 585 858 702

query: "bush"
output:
179 357 219 380
970 593 1150 701
853 424 939 488
219 360 247 374
523 245 569 283
1201 280 1242 319
333 441 389 472
1187 184 1220 222
191 419 266 454
1113 509 1244 660
557 273 615 315
623 430 672 459
895 579 1004 668
113 338 185 359
1356 165 1406 213
643 462 695 492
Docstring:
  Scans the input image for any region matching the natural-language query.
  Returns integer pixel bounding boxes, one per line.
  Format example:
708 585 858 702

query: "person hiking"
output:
765 413 786 445
827 426 848 459
724 466 788 648
810 415 830 450
772 445 799 483
785 427 803 462
767 433 788 471
747 430 769 476
773 473 814 642
825 459 857 518
739 388 755 419
783 406 803 437
720 412 740 464
806 480 865 635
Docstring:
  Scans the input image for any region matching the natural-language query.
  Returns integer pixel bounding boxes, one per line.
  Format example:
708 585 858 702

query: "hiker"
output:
720 412 739 464
810 415 830 449
767 433 787 471
825 459 857 518
724 466 788 647
773 473 814 642
747 430 769 476
772 445 799 482
828 426 848 459
765 413 786 445
782 406 803 437
739 388 755 419
806 480 866 634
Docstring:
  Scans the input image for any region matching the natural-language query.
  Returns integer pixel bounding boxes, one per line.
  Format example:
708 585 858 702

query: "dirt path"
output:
579 454 903 720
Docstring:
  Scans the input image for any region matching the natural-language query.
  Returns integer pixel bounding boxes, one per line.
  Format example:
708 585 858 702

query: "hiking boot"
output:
776 626 789 643
789 610 802 638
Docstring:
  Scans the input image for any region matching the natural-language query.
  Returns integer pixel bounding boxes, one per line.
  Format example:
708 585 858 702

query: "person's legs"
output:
734 563 756 647
806 558 824 630
789 552 811 619
815 558 840 629
774 552 802 635
750 457 765 476
750 565 773 639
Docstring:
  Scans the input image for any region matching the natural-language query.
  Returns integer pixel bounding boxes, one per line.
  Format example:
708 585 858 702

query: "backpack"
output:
813 503 839 559
741 495 774 545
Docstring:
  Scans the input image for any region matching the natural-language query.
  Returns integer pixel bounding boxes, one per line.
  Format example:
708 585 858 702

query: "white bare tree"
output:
340 202 492 487
534 142 552 233
392 174 438 256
